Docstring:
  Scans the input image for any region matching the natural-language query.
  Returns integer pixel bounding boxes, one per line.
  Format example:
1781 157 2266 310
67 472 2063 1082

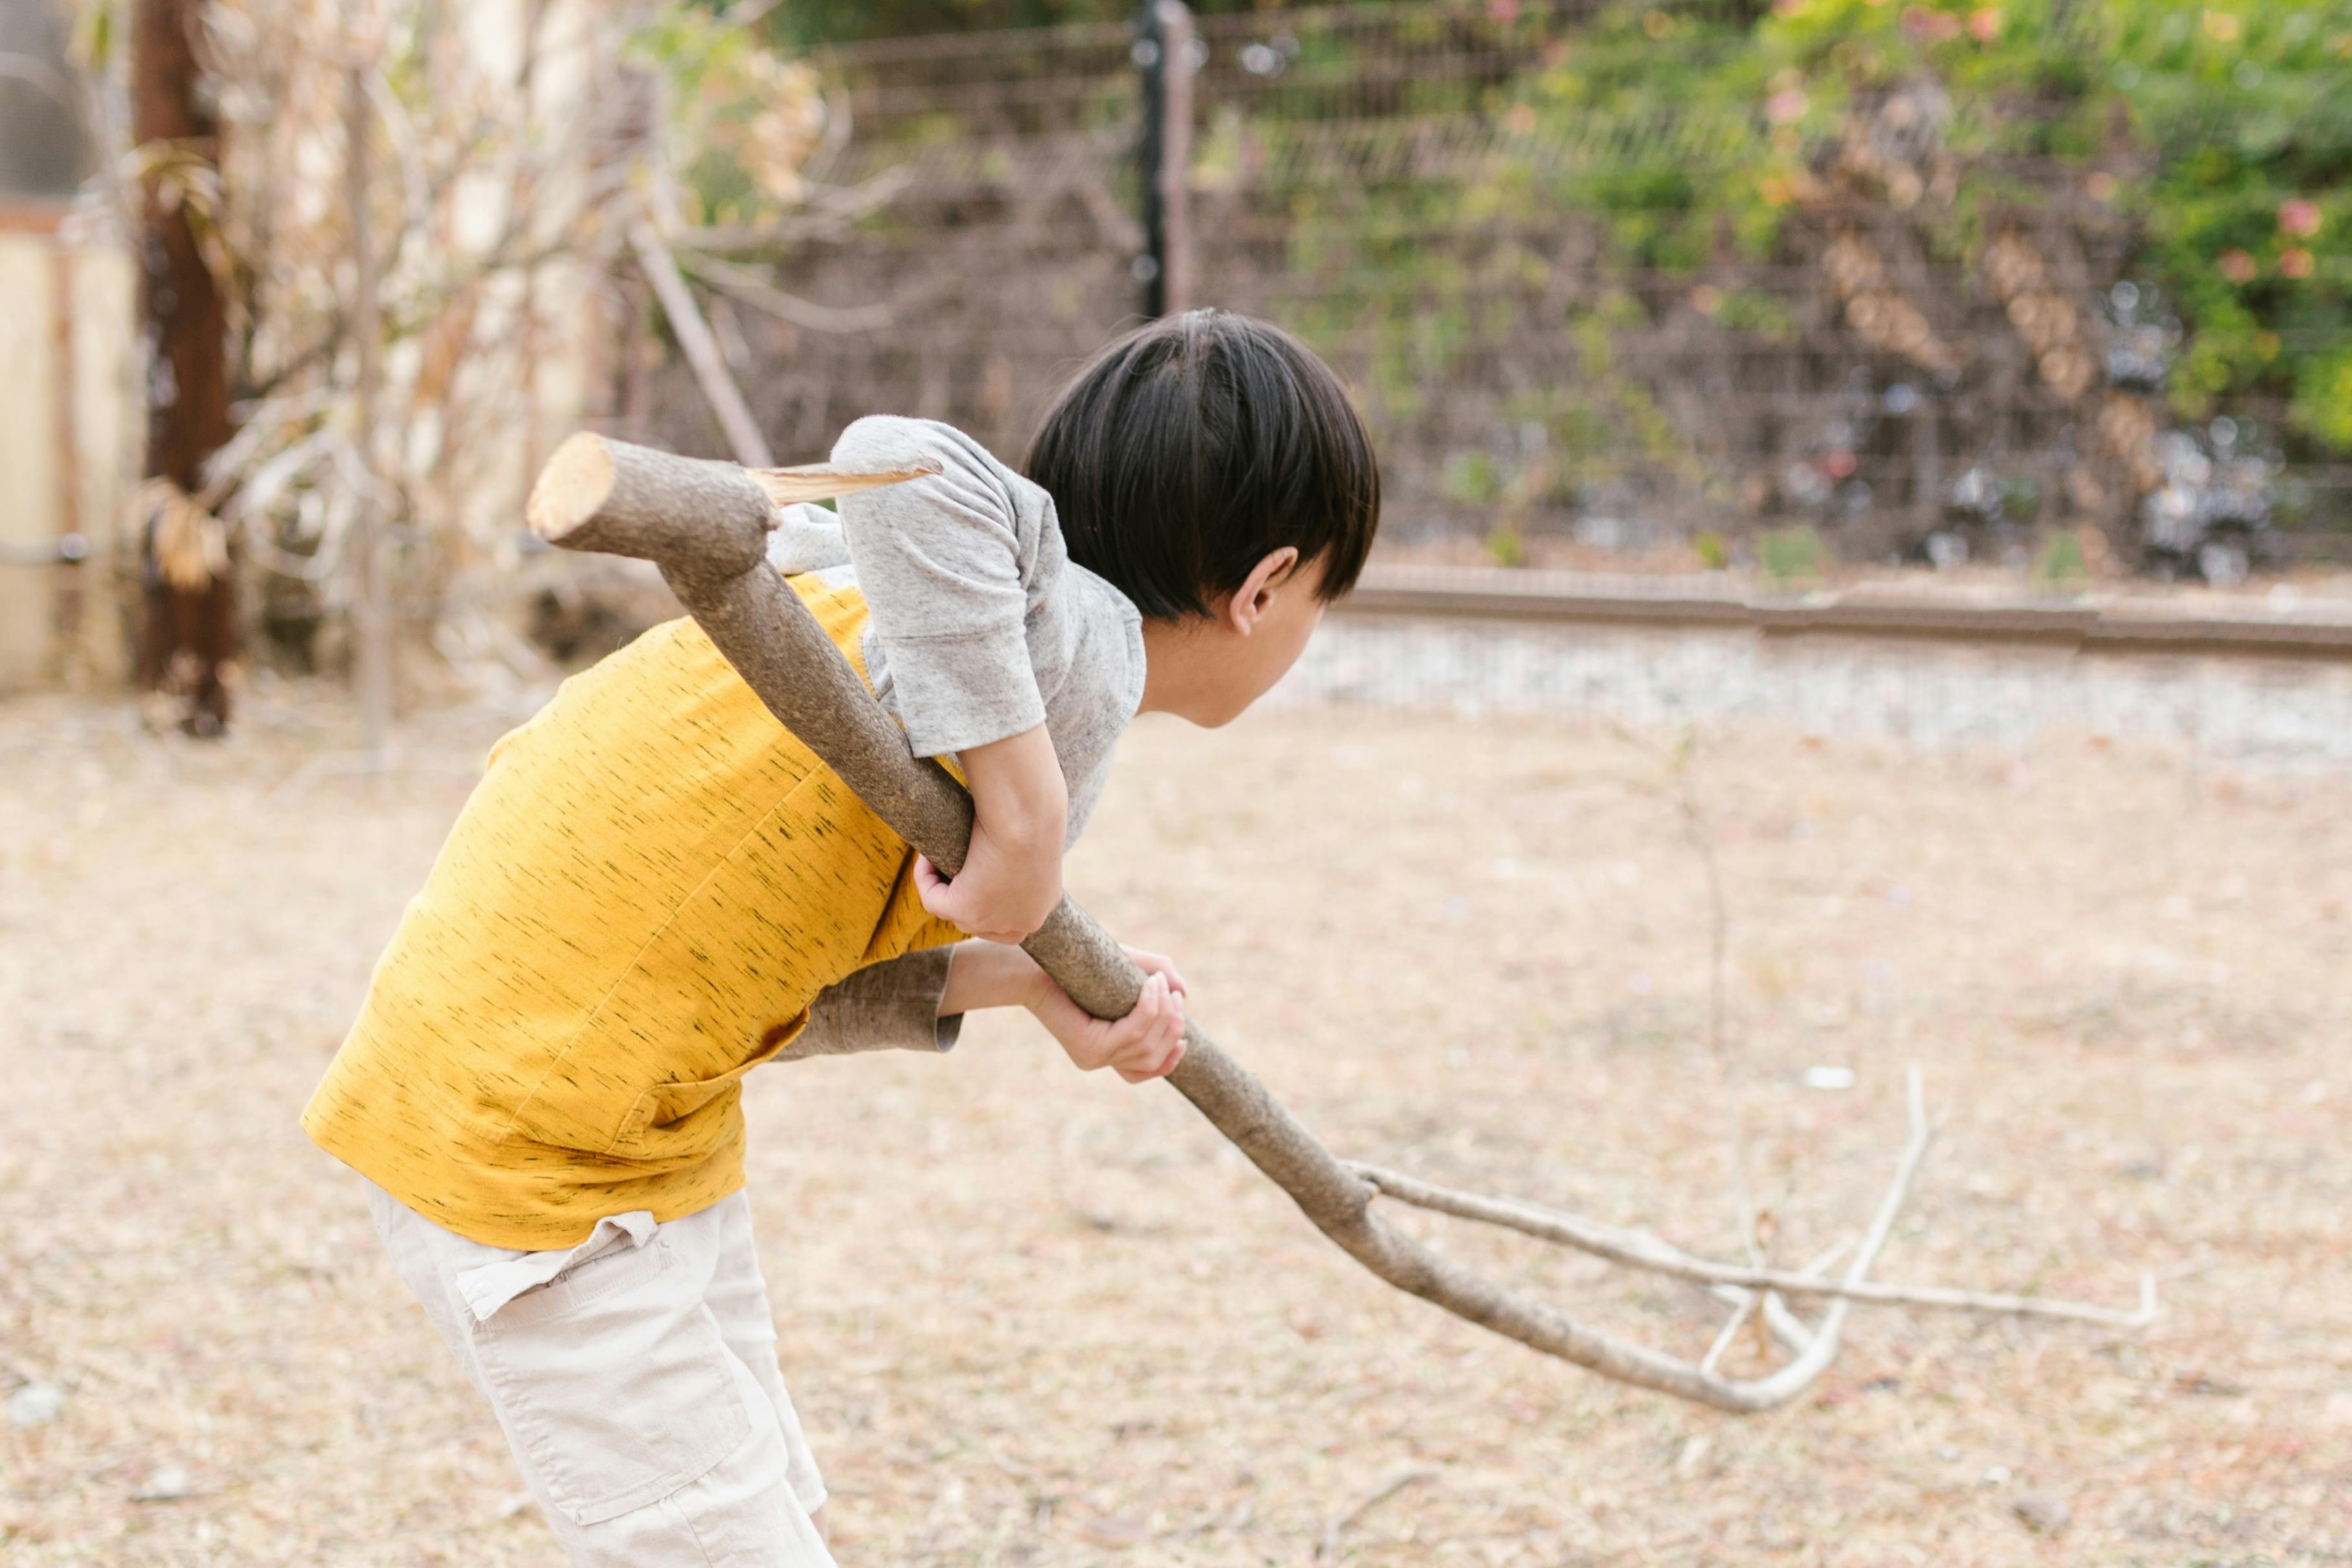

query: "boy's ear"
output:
1226 547 1302 634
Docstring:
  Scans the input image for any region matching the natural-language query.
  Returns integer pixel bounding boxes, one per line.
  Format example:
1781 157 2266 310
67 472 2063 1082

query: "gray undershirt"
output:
771 416 1148 1057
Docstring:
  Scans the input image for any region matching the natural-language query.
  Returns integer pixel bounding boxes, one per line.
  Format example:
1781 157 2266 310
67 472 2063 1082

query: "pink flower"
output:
1967 7 2001 41
1766 89 1810 124
1903 6 1964 41
2217 248 2258 284
2280 199 2322 237
2280 247 2315 279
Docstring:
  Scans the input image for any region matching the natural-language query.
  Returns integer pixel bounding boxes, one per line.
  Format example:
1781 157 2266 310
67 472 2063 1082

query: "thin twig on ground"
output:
1315 1466 1438 1561
1351 1157 2156 1326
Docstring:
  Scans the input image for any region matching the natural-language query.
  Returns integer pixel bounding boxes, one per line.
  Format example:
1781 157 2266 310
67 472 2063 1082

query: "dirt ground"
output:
1 683 2346 1566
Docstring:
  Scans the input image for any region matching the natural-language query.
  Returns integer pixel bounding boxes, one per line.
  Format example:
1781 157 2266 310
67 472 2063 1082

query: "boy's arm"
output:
784 942 1188 1083
785 947 961 1059
911 724 1065 943
939 941 1190 1083
831 416 1070 939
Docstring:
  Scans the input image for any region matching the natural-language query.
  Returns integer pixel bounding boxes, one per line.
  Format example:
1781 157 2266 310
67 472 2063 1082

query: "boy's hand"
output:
916 725 1067 942
1026 947 1188 1083
913 830 1059 945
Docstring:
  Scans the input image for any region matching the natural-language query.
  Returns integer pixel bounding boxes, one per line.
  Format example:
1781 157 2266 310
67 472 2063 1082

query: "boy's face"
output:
1137 550 1330 727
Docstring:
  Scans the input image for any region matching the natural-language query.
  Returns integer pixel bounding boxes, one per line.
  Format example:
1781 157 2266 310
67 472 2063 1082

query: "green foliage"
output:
1442 449 1503 505
2031 528 2091 589
1485 521 1529 566
1710 288 1800 341
1248 0 2352 461
2113 3 2352 440
630 5 831 229
775 0 2352 469
1694 528 1731 568
1758 524 1832 584
2300 348 2352 447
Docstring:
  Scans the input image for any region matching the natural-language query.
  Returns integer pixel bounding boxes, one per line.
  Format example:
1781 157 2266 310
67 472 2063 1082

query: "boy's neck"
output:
1134 616 1197 719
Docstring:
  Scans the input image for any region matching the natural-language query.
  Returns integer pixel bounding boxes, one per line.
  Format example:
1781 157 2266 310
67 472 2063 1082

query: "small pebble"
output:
133 1464 193 1503
2013 1490 2072 1535
7 1382 64 1429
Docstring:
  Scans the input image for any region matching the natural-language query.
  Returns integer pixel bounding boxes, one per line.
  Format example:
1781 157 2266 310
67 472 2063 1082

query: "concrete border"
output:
1336 565 2352 662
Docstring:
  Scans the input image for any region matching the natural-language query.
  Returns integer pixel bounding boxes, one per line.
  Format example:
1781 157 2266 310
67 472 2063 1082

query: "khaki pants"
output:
367 1182 834 1567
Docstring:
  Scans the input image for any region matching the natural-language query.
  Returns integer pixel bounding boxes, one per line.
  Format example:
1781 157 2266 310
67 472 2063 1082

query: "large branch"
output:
526 433 2149 1414
1347 1161 2160 1328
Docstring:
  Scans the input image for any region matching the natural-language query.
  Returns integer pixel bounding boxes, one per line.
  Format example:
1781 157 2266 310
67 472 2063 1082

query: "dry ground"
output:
1 686 2346 1566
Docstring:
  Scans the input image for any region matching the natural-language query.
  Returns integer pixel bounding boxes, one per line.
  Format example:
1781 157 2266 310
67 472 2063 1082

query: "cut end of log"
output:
528 432 618 544
751 460 942 509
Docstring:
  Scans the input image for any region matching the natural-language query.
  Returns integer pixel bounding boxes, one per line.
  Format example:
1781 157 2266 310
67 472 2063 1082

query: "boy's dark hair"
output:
1023 310 1380 620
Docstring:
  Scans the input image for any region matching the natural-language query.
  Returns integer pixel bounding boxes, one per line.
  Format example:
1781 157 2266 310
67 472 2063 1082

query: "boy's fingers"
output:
1119 1035 1184 1083
1124 947 1189 996
1102 980 1172 1078
1129 992 1186 1079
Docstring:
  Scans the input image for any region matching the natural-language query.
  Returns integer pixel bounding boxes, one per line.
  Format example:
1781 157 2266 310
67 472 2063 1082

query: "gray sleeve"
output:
765 501 852 576
776 947 963 1061
830 416 1051 759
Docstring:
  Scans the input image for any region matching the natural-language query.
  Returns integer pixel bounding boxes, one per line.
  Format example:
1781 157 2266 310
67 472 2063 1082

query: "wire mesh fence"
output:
648 0 2352 579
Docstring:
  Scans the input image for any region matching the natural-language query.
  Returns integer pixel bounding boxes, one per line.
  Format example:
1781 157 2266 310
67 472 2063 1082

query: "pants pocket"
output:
468 1236 754 1527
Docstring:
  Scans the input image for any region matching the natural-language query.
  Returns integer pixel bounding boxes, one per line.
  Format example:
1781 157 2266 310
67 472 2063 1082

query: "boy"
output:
303 310 1379 1566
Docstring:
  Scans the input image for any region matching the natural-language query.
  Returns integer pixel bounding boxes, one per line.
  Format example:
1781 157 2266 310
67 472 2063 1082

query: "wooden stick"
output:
677 250 894 334
1315 1466 1436 1561
1700 1293 1755 1376
1349 1162 2157 1328
748 460 938 509
627 220 775 468
526 436 2144 1414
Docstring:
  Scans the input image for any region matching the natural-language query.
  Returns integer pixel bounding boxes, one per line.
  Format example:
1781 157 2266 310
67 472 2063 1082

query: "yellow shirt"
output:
302 577 962 1248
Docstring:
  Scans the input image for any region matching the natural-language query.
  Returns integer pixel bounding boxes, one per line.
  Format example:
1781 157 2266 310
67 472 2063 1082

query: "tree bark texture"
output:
526 433 1930 1413
133 0 237 735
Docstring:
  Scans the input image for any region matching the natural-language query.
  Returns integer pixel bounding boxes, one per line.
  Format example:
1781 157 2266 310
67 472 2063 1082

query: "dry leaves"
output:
1 689 2347 1564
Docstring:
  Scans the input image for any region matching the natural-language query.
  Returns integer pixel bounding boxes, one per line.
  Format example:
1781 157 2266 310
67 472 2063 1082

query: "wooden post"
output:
49 244 84 675
344 62 393 755
1156 0 1195 315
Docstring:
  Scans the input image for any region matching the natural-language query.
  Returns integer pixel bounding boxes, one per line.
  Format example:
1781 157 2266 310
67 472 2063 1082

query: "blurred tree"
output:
131 0 237 735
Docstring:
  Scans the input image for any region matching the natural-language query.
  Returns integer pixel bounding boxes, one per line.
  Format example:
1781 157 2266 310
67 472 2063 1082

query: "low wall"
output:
0 204 138 691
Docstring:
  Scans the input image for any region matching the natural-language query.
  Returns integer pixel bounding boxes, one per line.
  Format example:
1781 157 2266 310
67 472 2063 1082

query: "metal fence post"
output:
1136 0 1194 317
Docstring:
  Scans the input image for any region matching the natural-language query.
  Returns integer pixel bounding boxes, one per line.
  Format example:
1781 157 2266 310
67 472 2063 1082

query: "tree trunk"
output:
133 0 236 735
